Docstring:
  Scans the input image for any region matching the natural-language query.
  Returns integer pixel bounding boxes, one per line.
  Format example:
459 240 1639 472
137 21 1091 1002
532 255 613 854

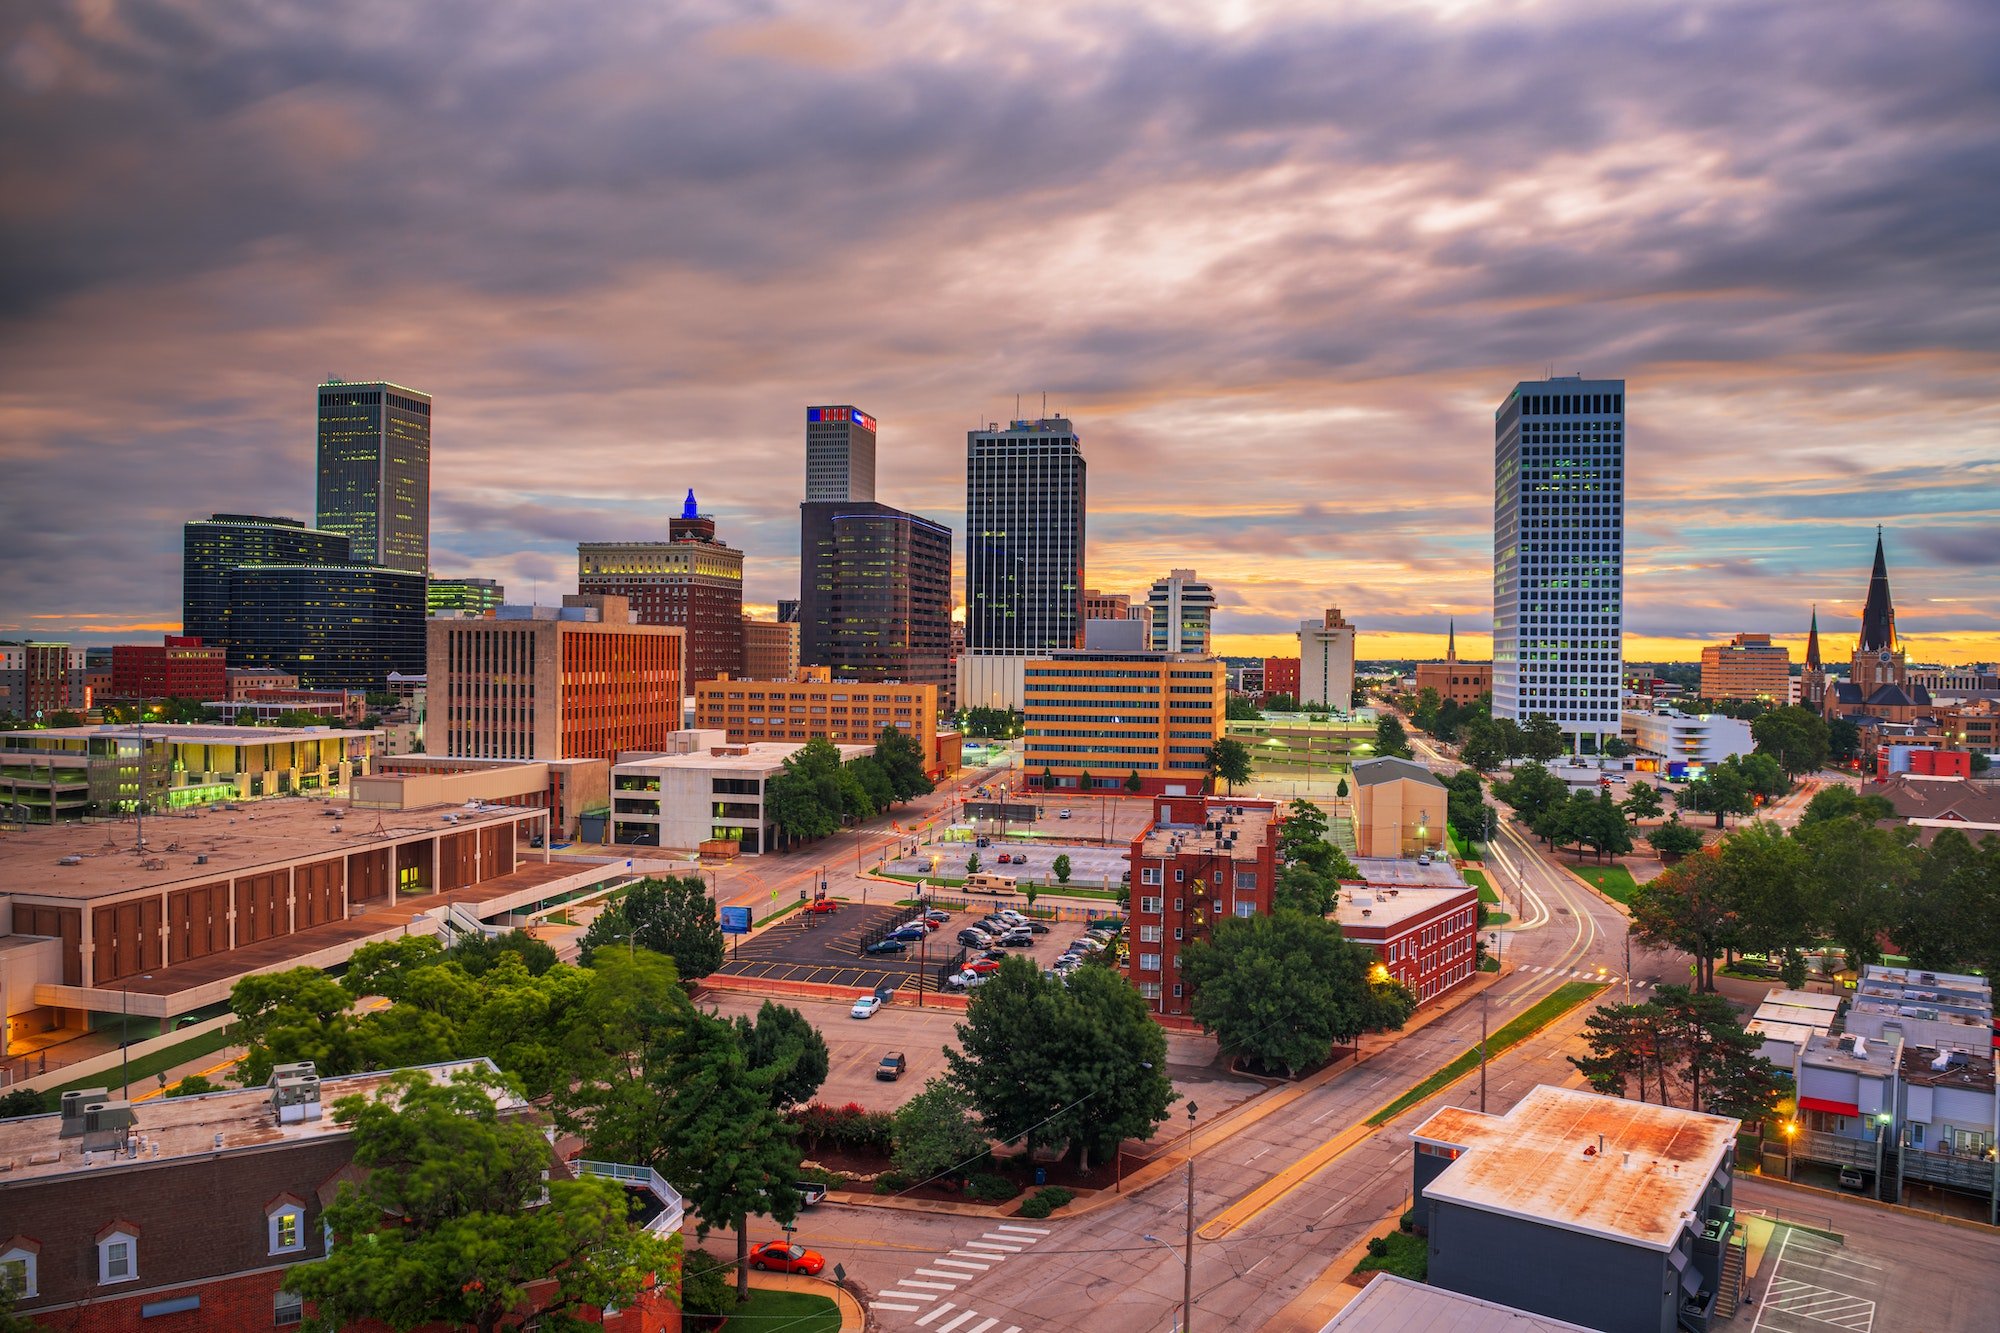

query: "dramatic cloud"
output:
1 0 1996 661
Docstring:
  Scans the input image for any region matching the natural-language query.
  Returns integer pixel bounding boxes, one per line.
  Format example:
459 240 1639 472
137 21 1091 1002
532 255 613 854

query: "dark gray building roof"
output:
1352 756 1447 790
1321 1274 1606 1332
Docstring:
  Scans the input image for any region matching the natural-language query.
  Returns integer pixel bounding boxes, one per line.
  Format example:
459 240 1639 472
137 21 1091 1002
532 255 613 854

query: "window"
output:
1139 925 1162 943
1234 902 1256 918
1140 895 1163 914
98 1229 138 1285
0 1244 35 1300
268 1201 306 1255
1138 952 1162 972
275 1290 305 1327
1141 867 1162 885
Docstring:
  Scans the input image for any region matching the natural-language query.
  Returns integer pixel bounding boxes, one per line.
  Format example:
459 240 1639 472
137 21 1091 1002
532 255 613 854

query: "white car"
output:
850 994 884 1019
997 910 1028 926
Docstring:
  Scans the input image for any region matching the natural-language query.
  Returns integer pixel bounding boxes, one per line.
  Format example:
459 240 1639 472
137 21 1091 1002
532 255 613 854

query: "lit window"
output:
268 1202 306 1255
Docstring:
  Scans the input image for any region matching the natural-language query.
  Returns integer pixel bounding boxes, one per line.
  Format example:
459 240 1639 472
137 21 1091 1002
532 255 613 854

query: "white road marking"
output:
995 1224 1049 1236
965 1240 1022 1252
937 1311 980 1333
874 1302 921 1313
906 1277 960 1287
939 1255 992 1269
885 1290 940 1300
965 1319 999 1333
915 1303 956 1327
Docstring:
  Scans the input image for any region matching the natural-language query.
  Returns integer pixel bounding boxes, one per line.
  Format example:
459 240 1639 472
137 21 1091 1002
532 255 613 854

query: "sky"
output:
2 0 1996 666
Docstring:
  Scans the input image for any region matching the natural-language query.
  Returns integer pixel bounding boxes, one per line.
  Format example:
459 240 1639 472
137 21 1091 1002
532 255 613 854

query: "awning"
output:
1799 1096 1861 1117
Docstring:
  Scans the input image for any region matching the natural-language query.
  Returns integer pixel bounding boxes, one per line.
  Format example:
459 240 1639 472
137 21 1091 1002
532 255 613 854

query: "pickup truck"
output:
794 1180 829 1208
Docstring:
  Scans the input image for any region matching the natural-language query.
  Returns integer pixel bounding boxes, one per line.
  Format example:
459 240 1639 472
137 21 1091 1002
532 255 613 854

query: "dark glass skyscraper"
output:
799 502 953 697
316 380 432 574
965 417 1086 652
182 513 350 651
225 564 425 688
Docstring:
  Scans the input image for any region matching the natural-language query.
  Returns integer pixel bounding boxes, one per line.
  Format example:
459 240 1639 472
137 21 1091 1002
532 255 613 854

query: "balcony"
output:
1795 1128 1877 1170
573 1159 685 1234
1901 1146 1999 1192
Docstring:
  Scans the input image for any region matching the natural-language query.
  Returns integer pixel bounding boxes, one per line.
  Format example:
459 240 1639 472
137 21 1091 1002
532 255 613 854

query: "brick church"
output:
1802 530 1934 727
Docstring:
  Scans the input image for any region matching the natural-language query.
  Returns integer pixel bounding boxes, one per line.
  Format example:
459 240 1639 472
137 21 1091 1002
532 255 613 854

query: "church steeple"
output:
1805 605 1821 670
1447 618 1458 663
1857 527 1897 653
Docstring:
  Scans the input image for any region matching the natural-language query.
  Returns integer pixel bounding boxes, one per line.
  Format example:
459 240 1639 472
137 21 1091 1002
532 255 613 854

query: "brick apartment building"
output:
742 617 799 680
0 1059 681 1331
425 595 684 763
1125 796 1282 1016
1261 656 1300 701
106 637 226 703
1336 881 1481 1005
693 668 955 777
577 492 744 685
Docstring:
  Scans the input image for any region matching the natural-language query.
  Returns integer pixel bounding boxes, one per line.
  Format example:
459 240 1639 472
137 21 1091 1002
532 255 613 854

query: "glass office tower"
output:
316 380 432 574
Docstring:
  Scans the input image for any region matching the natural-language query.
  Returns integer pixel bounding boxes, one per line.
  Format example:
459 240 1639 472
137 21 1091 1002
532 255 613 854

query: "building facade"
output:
1824 532 1937 728
742 617 800 681
1081 589 1146 626
1700 633 1791 703
1299 607 1357 712
577 492 744 686
1413 621 1492 707
805 404 877 502
1493 376 1627 749
426 596 684 762
224 564 426 689
106 637 226 702
797 501 954 697
1 644 89 721
1145 569 1217 655
1125 796 1281 1014
1622 707 1755 774
1020 652 1224 796
1336 883 1480 1005
610 735 870 854
965 417 1086 653
314 379 431 575
1350 757 1449 857
692 670 949 776
1260 656 1300 701
180 514 351 653
427 576 506 615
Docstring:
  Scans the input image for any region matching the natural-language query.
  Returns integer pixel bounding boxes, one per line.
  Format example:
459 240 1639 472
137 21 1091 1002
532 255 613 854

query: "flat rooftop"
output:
613 741 869 774
1336 882 1475 933
1413 1085 1739 1252
1 723 377 746
1764 988 1843 1013
1801 1032 1898 1074
0 1059 513 1184
1321 1273 1601 1333
1350 856 1468 888
1899 1044 1995 1093
1137 803 1274 863
0 799 538 901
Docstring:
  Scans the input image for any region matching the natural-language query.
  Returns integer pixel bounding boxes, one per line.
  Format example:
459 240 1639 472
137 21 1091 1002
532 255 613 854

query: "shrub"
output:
873 1171 911 1195
1399 1209 1415 1233
965 1172 1022 1202
797 1165 847 1189
1366 1237 1389 1258
1019 1186 1075 1218
787 1101 894 1155
681 1249 736 1317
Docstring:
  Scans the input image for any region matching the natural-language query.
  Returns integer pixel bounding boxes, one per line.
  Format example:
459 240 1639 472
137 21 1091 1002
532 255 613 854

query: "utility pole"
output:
1624 929 1633 1006
1182 1100 1197 1333
1479 991 1489 1112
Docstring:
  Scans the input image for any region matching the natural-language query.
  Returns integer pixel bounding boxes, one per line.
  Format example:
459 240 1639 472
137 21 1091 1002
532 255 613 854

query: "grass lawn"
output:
724 1288 841 1333
30 1027 239 1107
754 898 809 926
1366 981 1605 1127
1571 863 1644 904
1462 868 1498 904
1353 1229 1428 1281
1482 911 1512 926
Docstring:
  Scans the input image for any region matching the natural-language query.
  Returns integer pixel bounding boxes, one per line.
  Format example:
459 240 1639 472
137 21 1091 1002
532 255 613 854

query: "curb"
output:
1745 1169 2000 1235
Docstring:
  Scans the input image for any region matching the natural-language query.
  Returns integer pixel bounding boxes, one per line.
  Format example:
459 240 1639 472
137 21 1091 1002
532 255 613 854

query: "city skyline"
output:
1 3 1996 663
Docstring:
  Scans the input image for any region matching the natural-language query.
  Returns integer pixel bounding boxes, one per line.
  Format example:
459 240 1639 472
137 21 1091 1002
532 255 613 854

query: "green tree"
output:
1460 717 1507 771
766 736 849 844
873 724 935 802
0 1087 47 1117
1751 706 1832 778
1335 776 1349 800
230 966 366 1085
1493 762 1567 827
1629 849 1734 991
945 958 1174 1172
1601 736 1631 759
1578 789 1634 862
283 1067 675 1333
1520 714 1567 761
1273 862 1338 917
448 928 559 977
1620 781 1665 824
1827 716 1863 766
612 877 725 980
1279 798 1330 863
1689 763 1755 828
165 1074 222 1097
891 1077 989 1182
655 1012 801 1300
1797 814 1915 971
731 1000 830 1111
1204 737 1253 793
1644 816 1705 860
1371 714 1414 760
1716 821 1815 980
1124 770 1144 793
1798 785 1895 827
847 754 895 816
343 934 451 1001
1182 911 1413 1076
1411 686 1443 736
1225 694 1263 721
965 852 981 875
1053 853 1072 884
1895 831 1997 972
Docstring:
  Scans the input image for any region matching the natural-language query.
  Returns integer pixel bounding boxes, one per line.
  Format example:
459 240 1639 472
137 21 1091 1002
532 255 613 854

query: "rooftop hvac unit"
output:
1932 1048 1953 1071
269 1061 319 1084
82 1100 138 1136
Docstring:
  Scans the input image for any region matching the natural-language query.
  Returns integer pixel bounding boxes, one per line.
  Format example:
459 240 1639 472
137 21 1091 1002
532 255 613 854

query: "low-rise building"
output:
1224 714 1374 783
1124 797 1281 1015
0 1058 682 1331
363 755 610 840
1320 1274 1600 1333
1846 965 1992 1052
608 733 870 854
218 688 369 726
1793 1031 1901 1194
106 637 227 703
1412 622 1491 707
1334 881 1479 1007
1746 988 1841 1074
0 723 377 824
1349 757 1448 857
1623 706 1755 775
0 643 90 720
1894 1043 1998 1219
742 616 800 680
1020 651 1225 797
693 668 949 777
1411 1085 1742 1333
223 668 299 698
1261 656 1301 701
1699 632 1791 703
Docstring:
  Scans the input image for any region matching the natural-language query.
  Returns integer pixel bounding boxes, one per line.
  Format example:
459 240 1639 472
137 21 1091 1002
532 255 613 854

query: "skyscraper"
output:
578 490 745 684
225 563 425 688
805 405 877 503
315 380 432 574
798 501 954 697
1493 376 1626 748
1299 607 1357 712
965 417 1086 652
1145 569 1218 654
182 513 351 651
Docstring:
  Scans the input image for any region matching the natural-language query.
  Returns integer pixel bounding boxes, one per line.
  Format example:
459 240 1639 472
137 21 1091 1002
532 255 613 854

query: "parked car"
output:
1070 937 1106 953
962 957 1002 976
876 1051 907 1081
975 836 991 847
999 929 1034 948
997 910 1028 926
850 993 884 1019
1087 927 1118 941
1021 920 1051 935
864 938 909 955
978 917 1012 933
794 1180 828 1209
1416 852 1433 866
887 925 927 942
957 928 993 947
749 1241 825 1275
1059 809 1072 819
946 969 981 989
924 908 952 923
807 897 840 914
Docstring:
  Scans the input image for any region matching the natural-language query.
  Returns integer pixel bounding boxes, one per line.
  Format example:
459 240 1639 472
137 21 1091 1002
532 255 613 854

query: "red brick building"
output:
107 637 227 703
577 492 745 686
1261 656 1301 701
1336 882 1480 1005
0 1059 681 1332
1124 796 1282 1016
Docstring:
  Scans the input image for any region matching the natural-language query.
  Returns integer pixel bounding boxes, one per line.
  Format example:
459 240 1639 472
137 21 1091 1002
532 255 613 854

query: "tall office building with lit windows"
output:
315 380 432 574
965 417 1086 652
805 405 877 503
1493 377 1626 751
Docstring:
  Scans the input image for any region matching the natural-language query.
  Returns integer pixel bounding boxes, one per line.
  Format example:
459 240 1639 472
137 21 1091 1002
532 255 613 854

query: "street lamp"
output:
1180 1100 1197 1331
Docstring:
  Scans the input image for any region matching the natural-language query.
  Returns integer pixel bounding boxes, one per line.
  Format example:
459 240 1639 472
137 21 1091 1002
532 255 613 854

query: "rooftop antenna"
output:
1041 391 1047 417
1014 393 1021 422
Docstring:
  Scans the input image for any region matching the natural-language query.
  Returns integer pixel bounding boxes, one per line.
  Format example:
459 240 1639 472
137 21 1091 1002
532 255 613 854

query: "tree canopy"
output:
1371 714 1414 759
1750 706 1832 778
578 876 723 979
1204 736 1253 792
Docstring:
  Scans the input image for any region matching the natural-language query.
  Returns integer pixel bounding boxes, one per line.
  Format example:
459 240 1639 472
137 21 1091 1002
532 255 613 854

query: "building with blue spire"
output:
578 488 745 684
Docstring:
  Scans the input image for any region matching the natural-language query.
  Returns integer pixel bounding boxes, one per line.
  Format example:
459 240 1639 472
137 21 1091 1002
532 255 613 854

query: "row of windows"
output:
1519 391 1623 415
2 1203 312 1300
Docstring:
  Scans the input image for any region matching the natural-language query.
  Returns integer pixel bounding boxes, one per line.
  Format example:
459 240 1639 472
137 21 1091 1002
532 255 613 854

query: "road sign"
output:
720 906 752 935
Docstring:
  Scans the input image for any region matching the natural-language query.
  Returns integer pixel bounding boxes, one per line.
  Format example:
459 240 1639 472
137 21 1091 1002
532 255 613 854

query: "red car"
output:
748 1241 825 1275
807 898 839 914
962 957 1001 976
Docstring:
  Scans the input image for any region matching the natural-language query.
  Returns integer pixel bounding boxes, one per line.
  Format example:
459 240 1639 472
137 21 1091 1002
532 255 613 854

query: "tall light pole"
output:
1478 992 1490 1112
1181 1100 1197 1331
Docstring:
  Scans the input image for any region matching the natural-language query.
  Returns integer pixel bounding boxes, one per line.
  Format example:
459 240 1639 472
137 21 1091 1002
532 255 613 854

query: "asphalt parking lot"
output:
1750 1223 1879 1333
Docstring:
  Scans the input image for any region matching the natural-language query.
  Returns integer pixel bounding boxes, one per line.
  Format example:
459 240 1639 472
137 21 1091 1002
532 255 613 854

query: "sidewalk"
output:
743 1269 866 1331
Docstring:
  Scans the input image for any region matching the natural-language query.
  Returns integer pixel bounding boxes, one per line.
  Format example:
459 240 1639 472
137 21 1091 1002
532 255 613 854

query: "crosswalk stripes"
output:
872 1227 1046 1326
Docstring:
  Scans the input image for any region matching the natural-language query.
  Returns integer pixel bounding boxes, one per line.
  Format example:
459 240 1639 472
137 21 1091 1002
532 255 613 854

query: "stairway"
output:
1328 815 1358 856
1715 1236 1746 1321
